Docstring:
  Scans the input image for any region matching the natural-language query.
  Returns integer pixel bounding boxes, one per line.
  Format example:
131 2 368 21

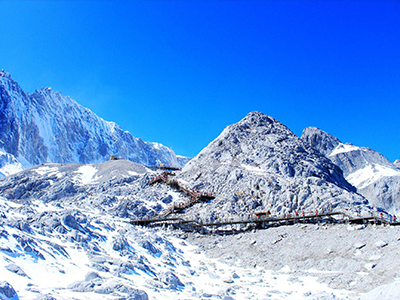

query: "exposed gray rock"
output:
142 240 160 255
0 281 18 299
67 281 95 292
354 243 366 249
33 294 57 300
394 160 400 169
179 112 369 220
301 127 340 156
125 289 149 300
84 272 102 281
5 264 29 278
159 271 184 289
357 176 400 214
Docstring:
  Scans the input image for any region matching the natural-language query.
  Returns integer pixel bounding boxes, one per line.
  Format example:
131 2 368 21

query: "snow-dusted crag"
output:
302 127 400 214
178 112 371 221
0 70 187 174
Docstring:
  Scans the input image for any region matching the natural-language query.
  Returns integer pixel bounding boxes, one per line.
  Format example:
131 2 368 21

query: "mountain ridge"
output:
302 126 400 214
0 70 189 176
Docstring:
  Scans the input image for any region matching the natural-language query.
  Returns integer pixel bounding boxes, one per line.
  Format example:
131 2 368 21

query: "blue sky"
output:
0 0 399 161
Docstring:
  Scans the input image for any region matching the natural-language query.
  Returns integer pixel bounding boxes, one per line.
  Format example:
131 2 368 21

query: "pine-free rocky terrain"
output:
1 83 400 299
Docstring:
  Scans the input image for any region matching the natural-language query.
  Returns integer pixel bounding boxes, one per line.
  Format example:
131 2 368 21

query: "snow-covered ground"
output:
346 163 400 190
2 197 400 300
185 223 400 299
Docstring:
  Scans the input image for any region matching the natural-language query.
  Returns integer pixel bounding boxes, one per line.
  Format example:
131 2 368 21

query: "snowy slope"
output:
0 151 23 178
302 127 400 214
1 159 399 299
0 70 186 175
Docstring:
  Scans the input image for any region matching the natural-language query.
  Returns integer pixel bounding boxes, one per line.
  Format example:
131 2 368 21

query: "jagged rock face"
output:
394 160 400 169
302 126 400 214
179 112 368 220
356 176 400 214
0 70 185 172
301 127 340 156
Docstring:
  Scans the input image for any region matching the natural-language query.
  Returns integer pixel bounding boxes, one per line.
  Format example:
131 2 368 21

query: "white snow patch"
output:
33 166 60 176
329 143 364 157
360 279 400 299
127 171 140 176
346 163 400 189
73 165 99 185
0 162 23 176
241 164 268 174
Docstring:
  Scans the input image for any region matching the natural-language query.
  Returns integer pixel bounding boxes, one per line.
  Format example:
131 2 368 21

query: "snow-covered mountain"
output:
302 127 400 214
0 70 188 174
178 112 372 221
1 111 399 299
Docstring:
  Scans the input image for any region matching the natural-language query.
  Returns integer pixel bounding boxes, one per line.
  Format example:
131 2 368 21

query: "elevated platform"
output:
147 166 182 171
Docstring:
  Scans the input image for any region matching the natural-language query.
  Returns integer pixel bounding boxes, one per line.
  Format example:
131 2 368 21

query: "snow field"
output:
72 165 99 185
346 163 400 190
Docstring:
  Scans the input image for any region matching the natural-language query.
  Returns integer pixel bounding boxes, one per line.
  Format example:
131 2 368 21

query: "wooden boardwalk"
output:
144 171 399 233
149 172 215 218
131 211 400 233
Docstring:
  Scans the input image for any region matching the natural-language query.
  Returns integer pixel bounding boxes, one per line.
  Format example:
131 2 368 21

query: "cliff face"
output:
0 70 184 171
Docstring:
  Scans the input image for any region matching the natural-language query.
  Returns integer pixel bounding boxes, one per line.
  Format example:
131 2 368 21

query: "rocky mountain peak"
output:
180 112 365 220
0 70 25 98
301 126 341 156
0 69 12 79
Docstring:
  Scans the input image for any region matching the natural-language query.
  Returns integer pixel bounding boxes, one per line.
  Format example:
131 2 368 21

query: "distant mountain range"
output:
0 70 189 177
0 70 398 214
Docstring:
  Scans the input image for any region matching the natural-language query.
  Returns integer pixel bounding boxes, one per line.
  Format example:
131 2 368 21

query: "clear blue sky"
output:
0 0 399 161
